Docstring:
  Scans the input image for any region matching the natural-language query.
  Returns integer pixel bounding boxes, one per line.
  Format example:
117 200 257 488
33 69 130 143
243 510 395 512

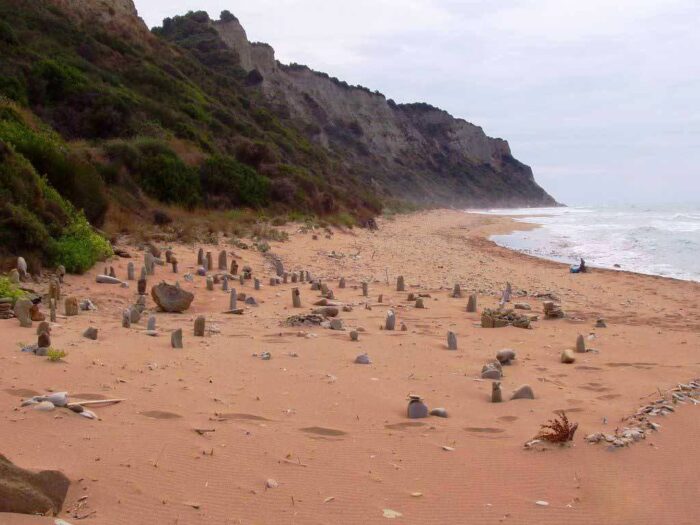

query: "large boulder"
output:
151 282 194 313
0 454 70 516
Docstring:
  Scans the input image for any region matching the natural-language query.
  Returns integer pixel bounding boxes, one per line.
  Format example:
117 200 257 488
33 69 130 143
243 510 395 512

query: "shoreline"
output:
471 210 700 285
1 208 699 524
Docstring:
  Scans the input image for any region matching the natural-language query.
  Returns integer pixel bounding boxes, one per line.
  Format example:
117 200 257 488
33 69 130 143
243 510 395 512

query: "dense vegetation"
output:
0 1 382 268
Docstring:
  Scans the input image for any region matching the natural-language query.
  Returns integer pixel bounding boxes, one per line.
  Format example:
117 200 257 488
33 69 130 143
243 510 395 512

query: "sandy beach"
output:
1 209 699 525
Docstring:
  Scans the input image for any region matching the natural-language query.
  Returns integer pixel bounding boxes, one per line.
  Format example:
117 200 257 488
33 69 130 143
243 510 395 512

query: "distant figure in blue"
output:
570 258 587 274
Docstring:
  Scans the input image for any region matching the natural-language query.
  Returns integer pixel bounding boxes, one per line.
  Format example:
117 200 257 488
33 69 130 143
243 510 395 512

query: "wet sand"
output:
1 209 699 524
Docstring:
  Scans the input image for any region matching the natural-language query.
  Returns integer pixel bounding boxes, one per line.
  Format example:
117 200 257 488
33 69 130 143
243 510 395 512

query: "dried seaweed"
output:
536 412 578 443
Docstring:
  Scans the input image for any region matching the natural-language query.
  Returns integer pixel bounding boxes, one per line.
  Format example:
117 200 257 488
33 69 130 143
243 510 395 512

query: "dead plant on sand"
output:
536 412 578 443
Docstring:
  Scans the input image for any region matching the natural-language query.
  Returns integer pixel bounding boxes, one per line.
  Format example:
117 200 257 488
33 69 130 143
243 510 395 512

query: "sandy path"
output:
1 210 698 524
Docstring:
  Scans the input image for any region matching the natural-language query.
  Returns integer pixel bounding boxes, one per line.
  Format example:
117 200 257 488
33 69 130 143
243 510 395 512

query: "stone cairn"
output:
64 297 79 317
0 299 13 320
543 301 565 319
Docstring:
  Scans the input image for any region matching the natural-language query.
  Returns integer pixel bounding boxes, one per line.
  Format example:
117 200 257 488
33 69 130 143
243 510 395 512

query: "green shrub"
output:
46 348 67 362
54 214 112 274
0 276 26 301
200 155 270 208
28 59 87 104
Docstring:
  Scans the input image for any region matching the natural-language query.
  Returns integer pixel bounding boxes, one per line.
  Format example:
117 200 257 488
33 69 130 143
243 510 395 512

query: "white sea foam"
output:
469 205 700 282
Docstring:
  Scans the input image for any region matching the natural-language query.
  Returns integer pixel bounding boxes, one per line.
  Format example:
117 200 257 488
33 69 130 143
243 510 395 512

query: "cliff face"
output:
214 18 556 207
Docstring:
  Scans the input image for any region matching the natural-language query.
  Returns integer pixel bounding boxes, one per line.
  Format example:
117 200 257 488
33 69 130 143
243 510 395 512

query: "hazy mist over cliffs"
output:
138 0 700 207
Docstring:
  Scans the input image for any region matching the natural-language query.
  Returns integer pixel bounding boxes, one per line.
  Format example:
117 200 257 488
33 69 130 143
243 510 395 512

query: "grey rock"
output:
496 349 516 365
354 353 371 364
407 396 429 419
82 327 98 340
14 299 33 327
171 328 183 349
329 318 344 330
575 334 587 353
491 382 503 403
385 309 396 331
350 330 359 341
430 407 448 418
245 296 258 306
194 316 206 337
481 362 502 380
396 275 405 292
511 385 535 400
466 294 477 313
447 331 457 350
151 282 194 313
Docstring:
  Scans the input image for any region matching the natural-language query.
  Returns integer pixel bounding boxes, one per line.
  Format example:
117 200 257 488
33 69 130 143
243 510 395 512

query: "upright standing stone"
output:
291 272 298 283
15 299 33 327
415 298 425 309
147 316 156 331
138 278 147 295
222 276 229 291
122 309 131 328
300 272 305 283
385 309 396 331
140 266 147 280
145 252 155 276
57 265 66 284
171 255 178 273
171 329 183 348
194 316 205 337
109 267 116 278
447 331 457 350
466 294 477 313
283 273 288 284
9 269 19 284
127 262 135 281
239 274 245 285
130 307 141 324
230 260 238 276
320 283 329 295
218 250 227 271
49 298 56 323
269 277 276 286
165 250 172 263
254 278 260 290
229 289 238 311
575 334 586 353
502 282 512 303
64 297 79 317
48 279 61 302
491 382 503 403
197 248 204 266
292 288 301 308
17 256 27 279
362 282 368 297
452 284 462 298
396 276 405 292
339 277 346 289
407 396 428 419
205 252 213 272
378 294 383 303
206 277 214 291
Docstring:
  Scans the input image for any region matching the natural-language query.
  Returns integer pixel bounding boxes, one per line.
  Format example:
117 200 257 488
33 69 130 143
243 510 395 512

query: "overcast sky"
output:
137 0 700 206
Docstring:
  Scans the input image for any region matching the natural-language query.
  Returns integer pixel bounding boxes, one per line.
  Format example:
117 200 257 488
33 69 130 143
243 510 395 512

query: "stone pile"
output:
543 301 565 319
481 308 531 329
0 299 13 319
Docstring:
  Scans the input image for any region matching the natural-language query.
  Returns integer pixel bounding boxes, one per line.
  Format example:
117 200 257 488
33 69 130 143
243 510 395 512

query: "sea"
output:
472 205 700 282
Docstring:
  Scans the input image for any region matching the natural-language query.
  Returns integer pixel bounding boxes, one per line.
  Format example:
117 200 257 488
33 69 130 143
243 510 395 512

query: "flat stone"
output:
430 408 448 418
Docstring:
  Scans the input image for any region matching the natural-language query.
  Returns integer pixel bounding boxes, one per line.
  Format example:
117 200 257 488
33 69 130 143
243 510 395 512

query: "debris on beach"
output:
481 308 531 329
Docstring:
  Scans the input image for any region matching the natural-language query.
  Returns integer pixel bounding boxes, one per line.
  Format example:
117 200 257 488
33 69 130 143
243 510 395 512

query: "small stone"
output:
329 319 343 330
137 278 147 295
575 334 587 353
355 353 371 364
561 348 576 364
596 318 607 328
407 396 428 419
430 408 448 418
245 296 258 306
451 283 462 298
338 277 346 288
96 274 122 285
33 401 55 412
350 330 359 341
400 322 408 331
414 298 425 309
266 479 278 489
514 303 531 310
511 385 535 400
481 362 502 380
362 282 368 297
127 262 135 281
122 309 131 328
496 349 516 365
82 327 98 340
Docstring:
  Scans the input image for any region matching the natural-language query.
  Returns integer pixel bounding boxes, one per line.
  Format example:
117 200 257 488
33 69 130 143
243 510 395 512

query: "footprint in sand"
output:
385 422 426 430
73 393 108 400
140 410 182 420
575 366 602 371
300 426 347 437
553 408 585 415
606 362 657 369
4 388 40 398
217 413 271 421
579 382 612 392
497 416 518 423
597 393 621 400
464 427 506 434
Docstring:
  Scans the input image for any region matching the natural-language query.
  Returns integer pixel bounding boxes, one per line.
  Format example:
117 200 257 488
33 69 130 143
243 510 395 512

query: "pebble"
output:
430 408 448 418
265 479 278 488
354 353 371 364
496 349 516 365
561 348 576 364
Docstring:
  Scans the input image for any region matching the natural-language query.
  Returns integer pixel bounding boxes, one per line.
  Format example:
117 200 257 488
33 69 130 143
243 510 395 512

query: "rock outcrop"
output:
0 454 70 516
213 16 556 208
